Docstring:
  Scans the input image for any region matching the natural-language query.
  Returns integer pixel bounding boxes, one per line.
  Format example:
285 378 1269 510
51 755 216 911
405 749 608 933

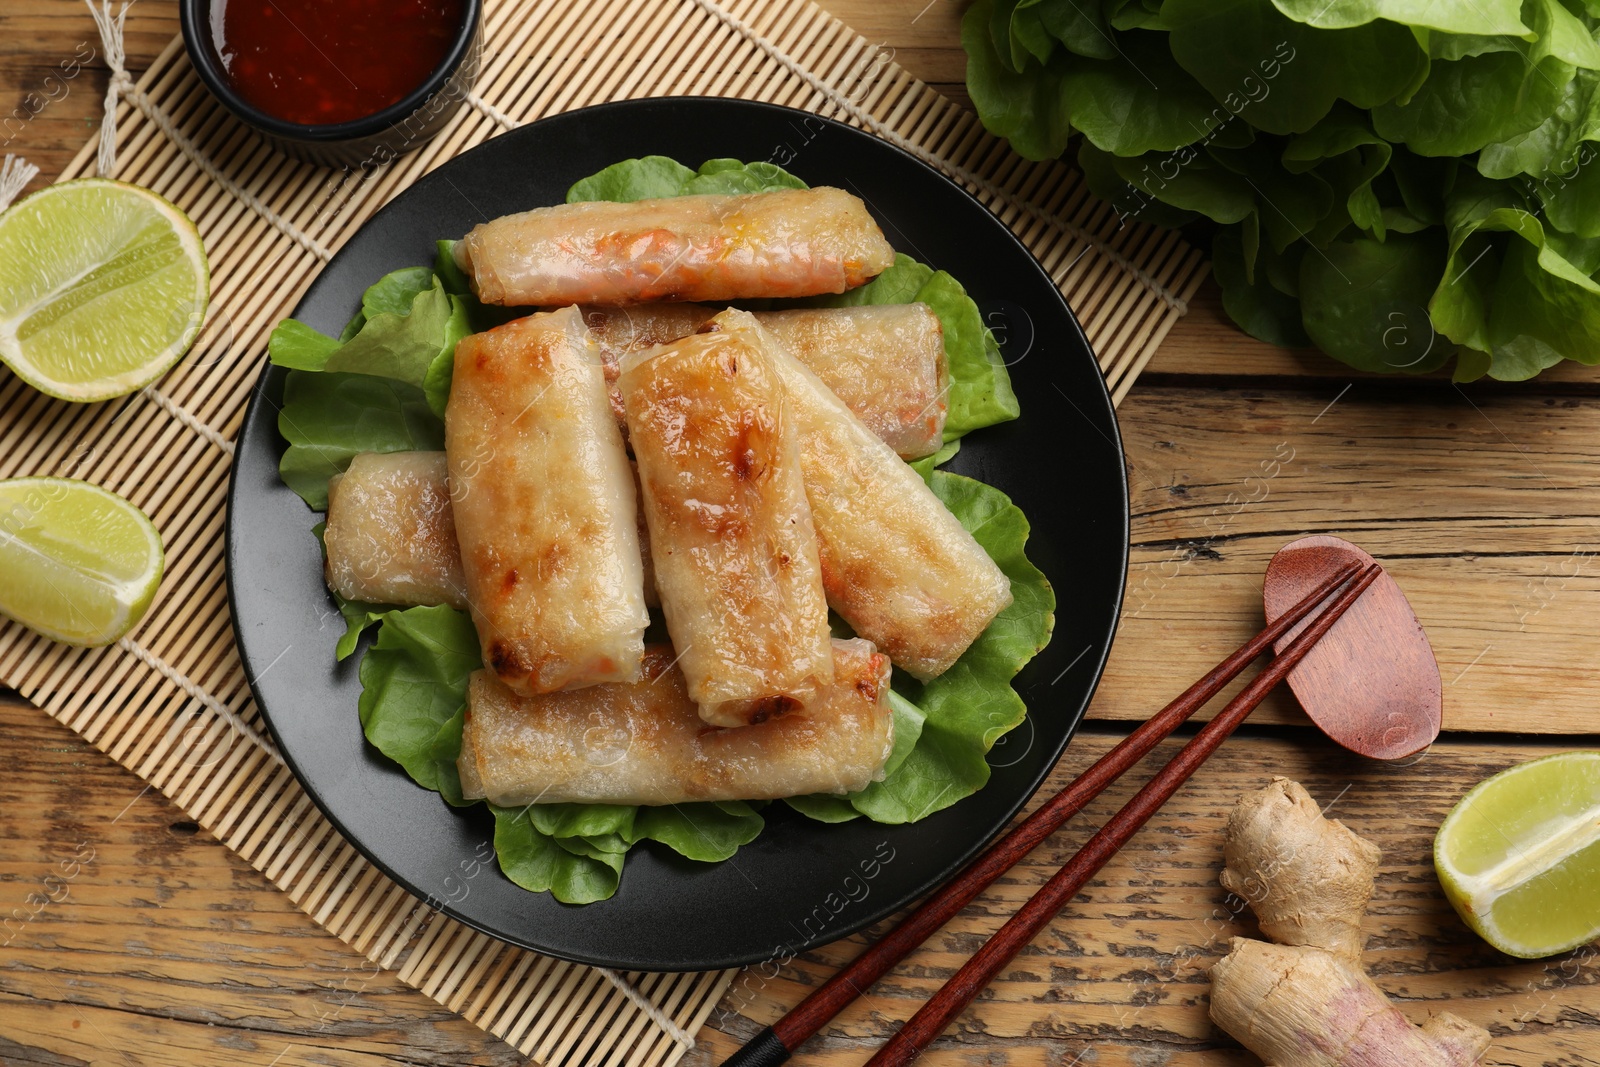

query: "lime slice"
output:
1435 750 1600 958
0 478 164 646
0 178 209 402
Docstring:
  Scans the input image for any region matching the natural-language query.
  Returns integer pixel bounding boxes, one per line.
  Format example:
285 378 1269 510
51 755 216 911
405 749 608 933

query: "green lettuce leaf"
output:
1210 140 1337 251
1299 227 1465 374
1271 0 1529 35
1166 0 1425 136
1212 226 1312 347
1281 105 1394 242
633 801 766 861
1058 31 1231 157
491 805 625 904
336 596 387 661
969 2 1223 159
1481 66 1600 179
269 267 470 419
1076 141 1203 229
1372 53 1574 157
567 156 808 202
1373 0 1592 156
277 371 443 511
909 439 962 480
1429 172 1600 379
1299 230 1454 373
356 605 480 806
1084 141 1258 224
1013 0 1115 61
964 0 1075 161
1106 0 1173 32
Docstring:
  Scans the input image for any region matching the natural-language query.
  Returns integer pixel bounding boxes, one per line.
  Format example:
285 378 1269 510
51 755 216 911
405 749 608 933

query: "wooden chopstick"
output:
723 558 1373 1067
863 562 1384 1066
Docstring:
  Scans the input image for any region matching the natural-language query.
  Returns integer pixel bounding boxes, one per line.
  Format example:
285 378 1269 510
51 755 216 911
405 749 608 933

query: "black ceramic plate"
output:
227 97 1128 971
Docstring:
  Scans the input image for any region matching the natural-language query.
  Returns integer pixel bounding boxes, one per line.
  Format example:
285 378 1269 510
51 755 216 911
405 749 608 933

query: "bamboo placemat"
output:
0 0 1206 1062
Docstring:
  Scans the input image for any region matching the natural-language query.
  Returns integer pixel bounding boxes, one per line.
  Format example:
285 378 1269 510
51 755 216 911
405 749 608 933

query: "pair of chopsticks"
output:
725 558 1380 1067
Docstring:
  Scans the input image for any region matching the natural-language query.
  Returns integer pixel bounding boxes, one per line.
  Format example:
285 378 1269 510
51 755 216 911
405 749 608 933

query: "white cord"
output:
595 967 696 1049
144 387 236 454
466 90 520 131
86 0 334 261
0 154 39 212
118 635 287 768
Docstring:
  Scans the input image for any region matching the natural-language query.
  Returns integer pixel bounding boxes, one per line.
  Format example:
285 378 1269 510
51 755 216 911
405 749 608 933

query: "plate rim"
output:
224 94 1130 971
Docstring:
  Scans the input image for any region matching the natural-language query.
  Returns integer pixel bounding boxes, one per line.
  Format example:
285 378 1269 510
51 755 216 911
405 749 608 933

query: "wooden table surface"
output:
3 2 1598 1065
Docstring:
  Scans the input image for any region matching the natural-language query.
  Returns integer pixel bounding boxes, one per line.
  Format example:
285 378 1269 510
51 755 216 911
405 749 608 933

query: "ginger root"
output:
1208 777 1491 1067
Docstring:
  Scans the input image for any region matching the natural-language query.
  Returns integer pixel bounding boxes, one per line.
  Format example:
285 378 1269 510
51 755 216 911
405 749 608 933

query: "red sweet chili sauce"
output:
209 0 464 126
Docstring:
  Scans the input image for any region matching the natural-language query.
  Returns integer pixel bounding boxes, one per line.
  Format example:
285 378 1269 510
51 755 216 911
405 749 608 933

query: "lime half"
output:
0 179 209 402
0 478 164 646
1435 750 1600 958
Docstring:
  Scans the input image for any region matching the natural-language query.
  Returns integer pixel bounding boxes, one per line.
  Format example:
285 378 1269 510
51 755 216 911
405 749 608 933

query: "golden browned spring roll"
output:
455 187 895 306
758 304 948 459
457 639 894 806
582 302 713 430
704 309 1012 680
323 451 468 610
321 451 661 611
447 307 649 694
621 326 833 727
586 303 949 459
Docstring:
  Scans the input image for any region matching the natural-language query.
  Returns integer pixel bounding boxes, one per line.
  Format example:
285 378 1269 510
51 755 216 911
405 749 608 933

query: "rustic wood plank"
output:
1 0 176 197
0 695 522 1067
1102 383 1600 733
689 726 1600 1066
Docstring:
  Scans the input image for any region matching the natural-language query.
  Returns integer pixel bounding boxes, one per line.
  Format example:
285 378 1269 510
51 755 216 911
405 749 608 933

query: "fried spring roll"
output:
583 303 713 429
321 451 662 611
447 307 649 694
323 451 469 610
455 187 895 306
586 303 949 459
621 327 832 726
704 309 1012 680
758 305 948 459
457 639 894 806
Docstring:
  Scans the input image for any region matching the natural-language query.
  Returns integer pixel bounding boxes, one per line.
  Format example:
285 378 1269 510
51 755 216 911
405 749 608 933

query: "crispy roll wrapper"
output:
324 451 469 610
446 307 649 694
322 452 660 610
758 305 947 459
621 327 833 726
457 639 894 806
586 303 948 459
706 309 1012 680
455 187 895 306
583 303 713 430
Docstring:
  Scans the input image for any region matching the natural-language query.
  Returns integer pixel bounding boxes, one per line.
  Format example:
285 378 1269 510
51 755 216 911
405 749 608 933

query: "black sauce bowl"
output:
179 0 483 169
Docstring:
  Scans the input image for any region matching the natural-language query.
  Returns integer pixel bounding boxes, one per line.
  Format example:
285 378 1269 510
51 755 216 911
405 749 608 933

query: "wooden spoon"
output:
1263 535 1442 759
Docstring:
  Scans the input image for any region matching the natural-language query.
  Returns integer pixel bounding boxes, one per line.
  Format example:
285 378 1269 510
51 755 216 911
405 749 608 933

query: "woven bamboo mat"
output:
0 0 1206 1061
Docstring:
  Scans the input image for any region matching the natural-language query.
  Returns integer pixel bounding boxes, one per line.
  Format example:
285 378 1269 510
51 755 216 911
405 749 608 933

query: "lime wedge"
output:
0 478 164 646
1435 750 1600 958
0 178 209 402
